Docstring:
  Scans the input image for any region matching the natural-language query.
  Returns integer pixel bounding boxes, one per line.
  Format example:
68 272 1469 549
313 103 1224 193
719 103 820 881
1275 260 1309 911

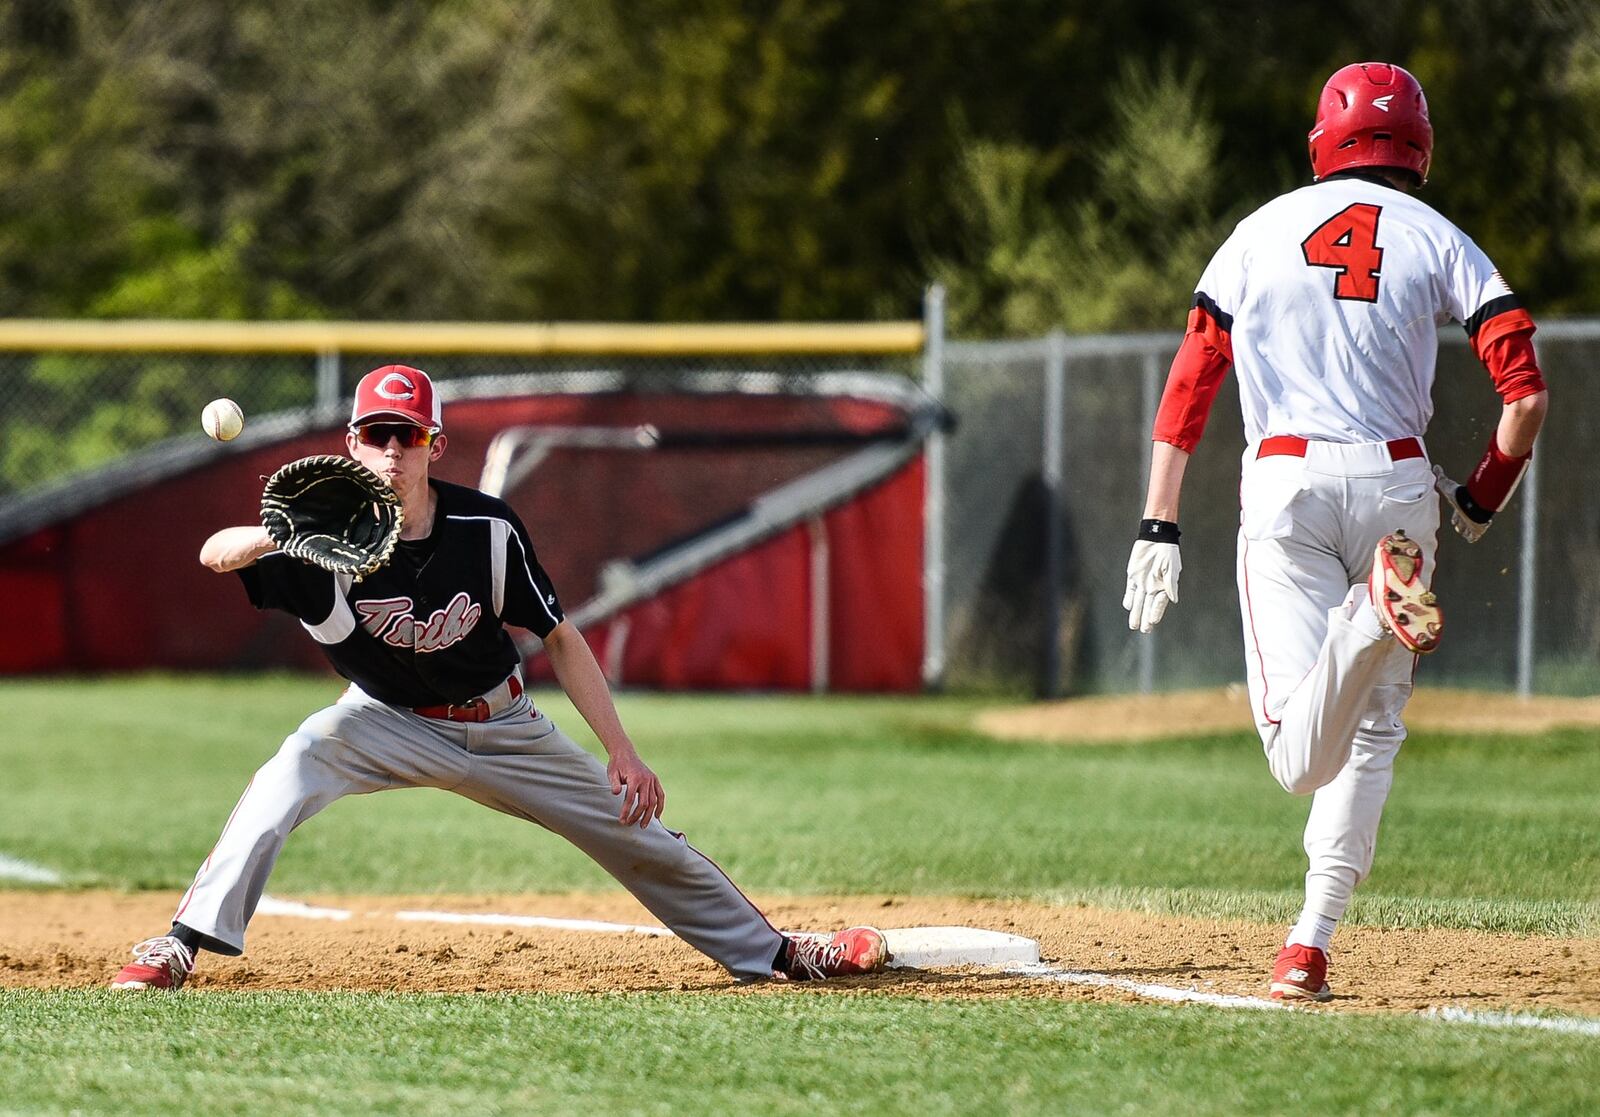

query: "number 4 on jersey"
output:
1302 203 1384 302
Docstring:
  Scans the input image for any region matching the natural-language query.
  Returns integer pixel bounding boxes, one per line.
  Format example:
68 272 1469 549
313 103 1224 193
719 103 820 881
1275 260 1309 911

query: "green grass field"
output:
3 991 1596 1116
2 675 1597 1115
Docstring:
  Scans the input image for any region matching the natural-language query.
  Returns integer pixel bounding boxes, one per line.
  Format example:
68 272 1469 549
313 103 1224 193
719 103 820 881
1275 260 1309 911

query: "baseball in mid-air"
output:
202 398 245 441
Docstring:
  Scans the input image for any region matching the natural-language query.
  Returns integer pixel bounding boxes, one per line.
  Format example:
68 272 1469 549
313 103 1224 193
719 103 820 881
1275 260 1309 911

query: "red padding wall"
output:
823 456 925 691
0 394 925 690
541 456 925 692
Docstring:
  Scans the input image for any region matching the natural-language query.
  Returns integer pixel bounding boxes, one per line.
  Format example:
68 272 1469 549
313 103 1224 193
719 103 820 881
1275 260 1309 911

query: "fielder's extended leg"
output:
453 716 788 981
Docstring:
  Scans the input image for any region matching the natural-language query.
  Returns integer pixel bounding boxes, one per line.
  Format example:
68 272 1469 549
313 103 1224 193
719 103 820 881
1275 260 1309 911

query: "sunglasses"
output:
353 422 436 449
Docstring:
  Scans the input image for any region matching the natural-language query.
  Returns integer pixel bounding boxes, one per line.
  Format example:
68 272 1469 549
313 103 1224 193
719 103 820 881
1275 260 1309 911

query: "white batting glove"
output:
1433 465 1493 544
1124 529 1182 634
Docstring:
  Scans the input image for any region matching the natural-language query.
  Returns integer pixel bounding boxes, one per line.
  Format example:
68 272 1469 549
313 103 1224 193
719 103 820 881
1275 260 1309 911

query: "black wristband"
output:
1138 519 1181 544
1455 486 1495 524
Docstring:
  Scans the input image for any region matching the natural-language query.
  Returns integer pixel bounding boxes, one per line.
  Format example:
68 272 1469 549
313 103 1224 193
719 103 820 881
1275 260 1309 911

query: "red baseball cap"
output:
349 365 443 431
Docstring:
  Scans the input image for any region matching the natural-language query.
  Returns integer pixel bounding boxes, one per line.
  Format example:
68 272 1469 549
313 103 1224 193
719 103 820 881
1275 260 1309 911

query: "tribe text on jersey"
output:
239 480 563 707
356 594 483 652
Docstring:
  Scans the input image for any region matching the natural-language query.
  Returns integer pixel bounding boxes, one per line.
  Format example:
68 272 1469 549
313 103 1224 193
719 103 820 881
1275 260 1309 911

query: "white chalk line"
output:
2 857 1591 1039
259 898 1600 1037
1424 1006 1600 1038
256 895 352 921
0 854 64 884
1012 963 1600 1037
395 909 673 936
1013 964 1600 1037
1006 961 1287 1011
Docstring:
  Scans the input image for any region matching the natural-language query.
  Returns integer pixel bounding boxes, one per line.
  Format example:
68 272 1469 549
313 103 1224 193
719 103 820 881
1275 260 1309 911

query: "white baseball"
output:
202 398 245 441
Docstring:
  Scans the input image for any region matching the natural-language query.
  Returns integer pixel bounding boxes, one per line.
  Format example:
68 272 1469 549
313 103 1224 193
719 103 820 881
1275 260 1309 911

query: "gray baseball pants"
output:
171 683 786 980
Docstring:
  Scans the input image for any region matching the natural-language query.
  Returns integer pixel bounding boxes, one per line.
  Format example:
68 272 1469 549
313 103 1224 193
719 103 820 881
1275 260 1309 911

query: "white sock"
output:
1286 909 1338 953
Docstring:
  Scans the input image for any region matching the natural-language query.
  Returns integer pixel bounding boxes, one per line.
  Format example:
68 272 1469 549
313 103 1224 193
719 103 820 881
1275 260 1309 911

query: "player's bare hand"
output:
607 746 665 828
1124 539 1182 633
1433 465 1492 543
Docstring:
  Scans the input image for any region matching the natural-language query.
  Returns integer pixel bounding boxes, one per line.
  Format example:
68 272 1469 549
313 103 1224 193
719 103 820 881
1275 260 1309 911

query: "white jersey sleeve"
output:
1193 228 1247 330
1439 230 1517 337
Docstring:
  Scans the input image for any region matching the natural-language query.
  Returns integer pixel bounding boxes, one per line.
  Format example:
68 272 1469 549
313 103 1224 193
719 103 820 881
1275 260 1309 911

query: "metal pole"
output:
809 517 831 694
316 349 342 422
1138 351 1160 694
1041 330 1067 698
921 284 947 690
1516 446 1539 697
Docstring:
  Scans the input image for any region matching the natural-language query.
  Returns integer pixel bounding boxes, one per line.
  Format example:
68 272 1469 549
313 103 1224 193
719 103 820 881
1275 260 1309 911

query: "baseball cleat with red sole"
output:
1269 944 1332 1002
779 926 891 980
110 935 195 991
1369 530 1442 654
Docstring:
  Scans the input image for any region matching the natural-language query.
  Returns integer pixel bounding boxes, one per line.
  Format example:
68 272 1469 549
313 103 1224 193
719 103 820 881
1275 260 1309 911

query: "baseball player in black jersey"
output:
112 364 888 990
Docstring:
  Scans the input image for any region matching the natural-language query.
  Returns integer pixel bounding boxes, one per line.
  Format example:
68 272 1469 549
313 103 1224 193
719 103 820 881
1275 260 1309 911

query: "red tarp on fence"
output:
0 392 925 690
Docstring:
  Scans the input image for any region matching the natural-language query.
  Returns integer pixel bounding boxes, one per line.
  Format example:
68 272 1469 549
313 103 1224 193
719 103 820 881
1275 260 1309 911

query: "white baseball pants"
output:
171 686 786 979
1235 439 1439 921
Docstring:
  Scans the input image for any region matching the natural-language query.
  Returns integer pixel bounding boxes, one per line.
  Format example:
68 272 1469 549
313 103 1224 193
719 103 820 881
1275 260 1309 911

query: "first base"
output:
882 926 1041 968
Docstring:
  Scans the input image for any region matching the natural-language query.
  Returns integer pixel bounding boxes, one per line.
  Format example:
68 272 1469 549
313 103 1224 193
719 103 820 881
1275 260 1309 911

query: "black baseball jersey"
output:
239 480 563 706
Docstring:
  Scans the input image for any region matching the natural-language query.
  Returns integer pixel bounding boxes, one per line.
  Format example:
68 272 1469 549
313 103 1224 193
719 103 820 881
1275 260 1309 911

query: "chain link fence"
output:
1 314 1594 696
940 325 1600 697
0 352 315 498
0 355 933 499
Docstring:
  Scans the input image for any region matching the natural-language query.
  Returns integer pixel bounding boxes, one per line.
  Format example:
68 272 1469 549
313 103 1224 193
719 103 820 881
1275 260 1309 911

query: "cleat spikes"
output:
1368 530 1443 655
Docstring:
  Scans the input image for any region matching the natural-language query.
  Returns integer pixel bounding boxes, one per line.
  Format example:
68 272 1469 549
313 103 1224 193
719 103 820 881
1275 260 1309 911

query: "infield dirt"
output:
976 686 1600 744
3 890 1596 1017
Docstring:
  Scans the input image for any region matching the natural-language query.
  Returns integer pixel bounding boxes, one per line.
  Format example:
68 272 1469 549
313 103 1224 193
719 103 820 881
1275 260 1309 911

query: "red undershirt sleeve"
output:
1469 307 1546 404
1459 302 1545 511
1152 300 1234 453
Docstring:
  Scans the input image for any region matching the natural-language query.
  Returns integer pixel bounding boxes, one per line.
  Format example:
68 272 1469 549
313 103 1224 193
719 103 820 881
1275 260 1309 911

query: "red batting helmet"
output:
1308 62 1432 185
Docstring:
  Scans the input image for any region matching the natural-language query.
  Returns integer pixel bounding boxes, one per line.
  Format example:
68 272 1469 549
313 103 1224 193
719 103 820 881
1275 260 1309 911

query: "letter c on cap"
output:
377 373 415 400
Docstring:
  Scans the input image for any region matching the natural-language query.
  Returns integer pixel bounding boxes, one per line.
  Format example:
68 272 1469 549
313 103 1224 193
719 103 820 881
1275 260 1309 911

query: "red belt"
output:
413 676 524 723
1257 435 1424 461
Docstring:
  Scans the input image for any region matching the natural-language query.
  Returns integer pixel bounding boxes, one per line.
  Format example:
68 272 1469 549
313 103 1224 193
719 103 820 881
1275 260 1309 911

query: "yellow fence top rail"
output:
0 319 925 356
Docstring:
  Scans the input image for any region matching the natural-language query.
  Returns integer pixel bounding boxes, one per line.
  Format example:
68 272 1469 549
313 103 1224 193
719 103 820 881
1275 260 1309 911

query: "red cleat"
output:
1368 530 1442 654
1269 944 1332 1002
779 926 891 980
110 936 195 991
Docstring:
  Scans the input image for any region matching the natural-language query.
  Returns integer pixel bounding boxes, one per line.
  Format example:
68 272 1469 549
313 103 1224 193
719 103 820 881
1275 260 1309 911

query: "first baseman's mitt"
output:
260 455 403 580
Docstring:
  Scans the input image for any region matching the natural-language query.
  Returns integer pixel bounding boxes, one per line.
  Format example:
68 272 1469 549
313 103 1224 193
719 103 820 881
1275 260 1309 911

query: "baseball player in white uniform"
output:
1123 63 1549 1000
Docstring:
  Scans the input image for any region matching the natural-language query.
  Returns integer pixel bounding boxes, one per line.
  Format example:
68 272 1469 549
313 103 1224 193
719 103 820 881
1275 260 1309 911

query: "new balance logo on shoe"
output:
1270 944 1333 1002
